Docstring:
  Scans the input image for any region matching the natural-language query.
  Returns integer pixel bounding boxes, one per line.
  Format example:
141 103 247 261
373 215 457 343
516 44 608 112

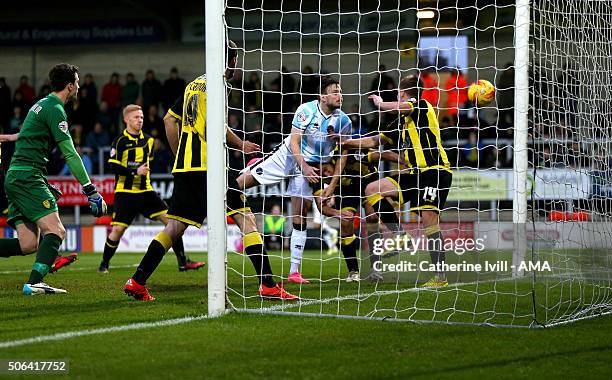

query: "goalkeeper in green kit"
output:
0 63 107 295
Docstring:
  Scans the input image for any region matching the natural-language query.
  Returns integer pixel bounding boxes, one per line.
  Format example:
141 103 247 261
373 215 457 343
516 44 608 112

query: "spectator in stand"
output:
420 71 440 108
37 82 51 101
12 90 27 118
273 66 297 114
444 68 468 121
370 64 397 102
461 129 484 168
76 86 98 131
244 105 262 133
86 121 111 174
121 72 140 107
9 107 23 131
149 137 172 173
0 77 11 129
81 73 98 103
15 75 35 108
243 71 262 110
71 124 85 147
102 72 122 130
141 69 162 112
348 104 369 137
143 104 165 144
299 65 319 103
162 67 185 112
262 81 282 122
59 146 93 176
96 101 113 132
497 63 514 126
263 113 283 148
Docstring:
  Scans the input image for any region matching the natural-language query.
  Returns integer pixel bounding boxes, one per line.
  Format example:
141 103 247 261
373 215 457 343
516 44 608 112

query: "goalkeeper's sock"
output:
290 224 307 274
102 237 119 266
243 232 275 288
426 226 446 280
172 237 187 267
133 231 173 285
340 235 359 273
27 234 62 284
366 223 382 268
0 238 23 257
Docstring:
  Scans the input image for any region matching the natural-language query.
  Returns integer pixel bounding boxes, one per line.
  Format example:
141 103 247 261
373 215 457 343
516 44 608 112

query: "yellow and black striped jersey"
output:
380 99 451 173
168 75 208 173
334 149 379 186
108 129 154 193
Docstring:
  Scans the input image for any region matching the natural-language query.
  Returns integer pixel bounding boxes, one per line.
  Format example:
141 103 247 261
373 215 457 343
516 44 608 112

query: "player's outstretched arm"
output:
0 133 18 142
369 94 415 114
339 135 381 150
226 127 260 153
58 139 107 217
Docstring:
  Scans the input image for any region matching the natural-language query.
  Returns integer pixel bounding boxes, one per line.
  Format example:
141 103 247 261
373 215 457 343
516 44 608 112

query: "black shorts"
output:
167 171 250 228
387 169 452 214
334 175 377 213
112 191 168 227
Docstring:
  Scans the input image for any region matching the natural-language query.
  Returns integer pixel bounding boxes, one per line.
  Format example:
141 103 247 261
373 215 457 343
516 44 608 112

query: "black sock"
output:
172 237 187 267
0 238 23 258
426 230 446 280
102 238 119 266
244 232 275 288
340 235 359 273
375 199 402 233
133 232 173 285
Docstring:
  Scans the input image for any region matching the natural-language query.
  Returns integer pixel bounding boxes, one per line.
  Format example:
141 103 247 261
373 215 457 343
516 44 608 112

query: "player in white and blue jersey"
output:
237 77 352 284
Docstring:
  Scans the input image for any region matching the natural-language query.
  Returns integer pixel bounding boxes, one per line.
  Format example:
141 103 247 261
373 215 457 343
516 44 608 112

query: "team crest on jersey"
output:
58 121 68 133
110 148 116 157
42 199 51 209
240 194 247 203
297 112 307 123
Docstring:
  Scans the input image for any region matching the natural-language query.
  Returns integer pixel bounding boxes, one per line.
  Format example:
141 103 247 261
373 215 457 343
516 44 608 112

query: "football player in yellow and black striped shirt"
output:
340 75 453 288
100 105 204 273
124 41 297 301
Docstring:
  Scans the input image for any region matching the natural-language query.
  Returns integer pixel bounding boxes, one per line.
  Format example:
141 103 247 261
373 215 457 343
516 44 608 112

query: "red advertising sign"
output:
48 177 116 206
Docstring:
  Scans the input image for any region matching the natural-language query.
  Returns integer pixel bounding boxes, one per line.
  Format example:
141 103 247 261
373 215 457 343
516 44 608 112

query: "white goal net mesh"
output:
219 0 612 327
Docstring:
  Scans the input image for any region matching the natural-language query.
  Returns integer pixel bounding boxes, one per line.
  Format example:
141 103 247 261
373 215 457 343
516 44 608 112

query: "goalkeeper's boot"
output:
98 262 109 274
259 284 299 301
420 277 449 288
50 253 78 273
124 278 155 301
287 271 310 284
346 271 360 283
23 282 67 295
179 260 206 272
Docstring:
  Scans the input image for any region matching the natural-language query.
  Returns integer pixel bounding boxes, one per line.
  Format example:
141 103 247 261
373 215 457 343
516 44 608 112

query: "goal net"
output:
215 0 612 327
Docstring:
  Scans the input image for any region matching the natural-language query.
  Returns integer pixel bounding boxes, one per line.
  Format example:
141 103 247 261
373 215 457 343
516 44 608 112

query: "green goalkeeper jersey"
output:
10 93 73 174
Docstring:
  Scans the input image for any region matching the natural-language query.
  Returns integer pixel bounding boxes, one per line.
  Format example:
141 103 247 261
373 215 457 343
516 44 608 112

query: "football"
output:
468 79 495 106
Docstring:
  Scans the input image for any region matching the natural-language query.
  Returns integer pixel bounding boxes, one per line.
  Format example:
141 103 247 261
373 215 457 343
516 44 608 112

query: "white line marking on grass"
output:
0 315 207 349
0 264 138 275
255 277 517 313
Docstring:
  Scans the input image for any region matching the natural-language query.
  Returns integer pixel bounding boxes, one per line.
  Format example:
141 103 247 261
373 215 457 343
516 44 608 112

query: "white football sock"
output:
290 228 307 273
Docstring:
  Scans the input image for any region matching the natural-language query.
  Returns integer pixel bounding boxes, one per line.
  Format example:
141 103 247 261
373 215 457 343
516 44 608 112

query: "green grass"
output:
1 251 612 379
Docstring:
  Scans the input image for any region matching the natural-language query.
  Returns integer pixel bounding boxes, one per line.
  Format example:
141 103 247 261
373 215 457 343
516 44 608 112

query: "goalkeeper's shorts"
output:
386 169 452 214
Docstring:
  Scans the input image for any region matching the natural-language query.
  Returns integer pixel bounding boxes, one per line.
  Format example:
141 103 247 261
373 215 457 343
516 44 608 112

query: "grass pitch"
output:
1 251 612 379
